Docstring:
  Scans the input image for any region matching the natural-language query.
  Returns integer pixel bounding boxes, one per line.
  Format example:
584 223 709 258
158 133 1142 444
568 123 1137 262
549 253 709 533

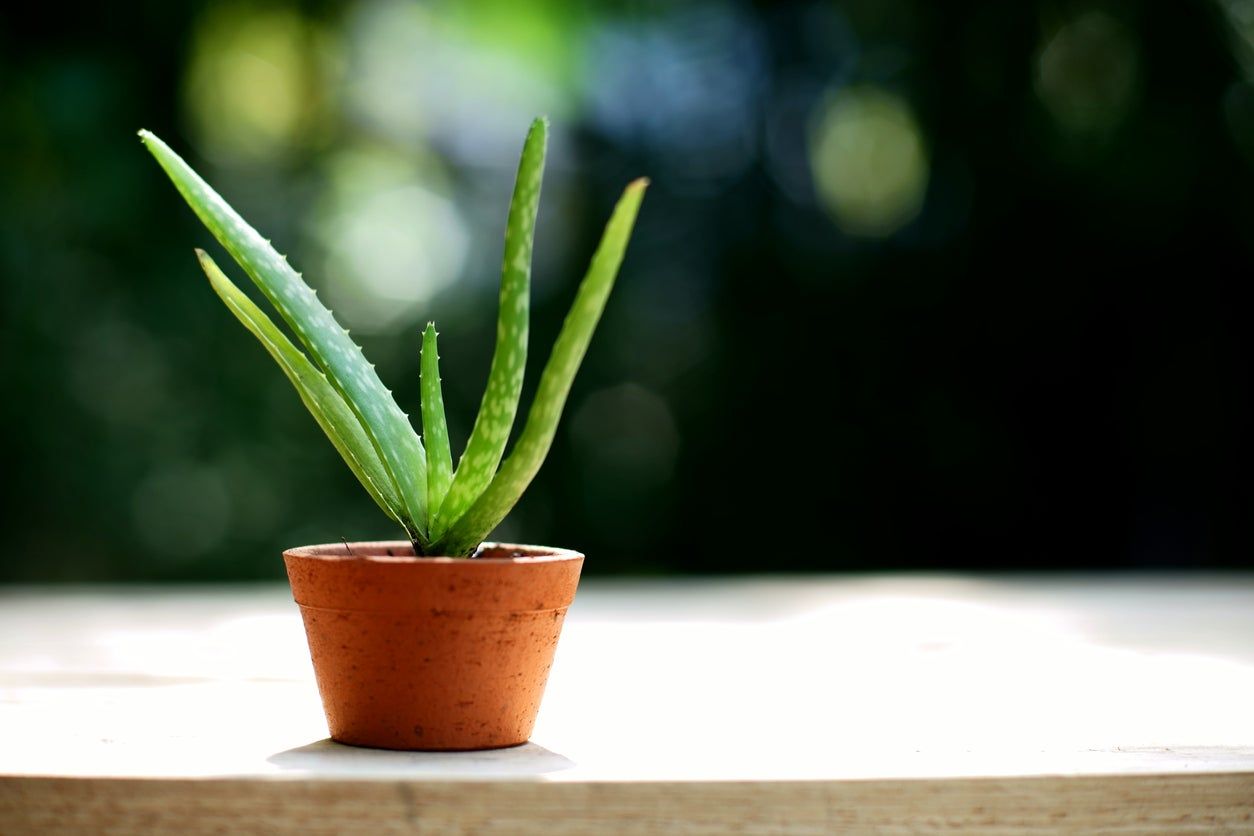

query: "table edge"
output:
2 771 1252 834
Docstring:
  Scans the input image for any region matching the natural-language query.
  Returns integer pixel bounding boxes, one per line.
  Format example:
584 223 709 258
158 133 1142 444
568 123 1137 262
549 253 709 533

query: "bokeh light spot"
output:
1035 11 1139 136
309 146 468 333
183 4 330 162
342 0 576 161
569 384 680 489
131 462 233 560
69 317 170 426
809 86 929 237
1220 0 1254 79
582 6 765 189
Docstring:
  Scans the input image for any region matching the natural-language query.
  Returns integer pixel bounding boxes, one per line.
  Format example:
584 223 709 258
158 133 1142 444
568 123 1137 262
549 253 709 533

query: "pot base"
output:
328 735 531 752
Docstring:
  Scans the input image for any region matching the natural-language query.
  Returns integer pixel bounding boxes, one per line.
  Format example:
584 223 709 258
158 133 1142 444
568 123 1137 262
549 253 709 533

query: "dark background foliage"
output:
3 1 1252 580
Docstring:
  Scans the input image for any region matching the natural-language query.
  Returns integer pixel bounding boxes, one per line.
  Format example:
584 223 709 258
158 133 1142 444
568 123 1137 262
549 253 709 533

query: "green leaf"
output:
196 250 410 532
432 178 649 556
139 130 429 536
421 323 454 517
431 116 548 541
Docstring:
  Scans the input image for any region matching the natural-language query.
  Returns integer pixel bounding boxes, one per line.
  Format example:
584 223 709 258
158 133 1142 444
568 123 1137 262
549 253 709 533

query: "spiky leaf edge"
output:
197 250 413 536
139 130 430 538
420 323 454 515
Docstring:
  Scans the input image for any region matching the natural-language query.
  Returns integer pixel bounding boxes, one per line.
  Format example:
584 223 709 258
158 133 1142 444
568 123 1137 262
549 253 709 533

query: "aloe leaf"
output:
432 178 648 556
197 250 410 531
430 117 548 540
420 323 454 515
139 130 428 535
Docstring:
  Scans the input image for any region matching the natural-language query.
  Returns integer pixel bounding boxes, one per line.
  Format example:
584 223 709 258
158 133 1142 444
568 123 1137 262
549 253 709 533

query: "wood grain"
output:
3 773 1253 834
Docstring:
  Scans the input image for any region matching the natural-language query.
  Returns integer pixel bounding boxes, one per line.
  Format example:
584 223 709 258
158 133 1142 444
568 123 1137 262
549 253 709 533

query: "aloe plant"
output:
140 118 647 556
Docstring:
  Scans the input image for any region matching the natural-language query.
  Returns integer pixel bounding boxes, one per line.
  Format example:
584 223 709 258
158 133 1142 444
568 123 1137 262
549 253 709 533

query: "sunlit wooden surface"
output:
2 575 1253 833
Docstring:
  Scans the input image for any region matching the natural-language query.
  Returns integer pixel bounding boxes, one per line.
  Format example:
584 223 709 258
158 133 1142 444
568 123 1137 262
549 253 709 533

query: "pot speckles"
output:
283 542 583 751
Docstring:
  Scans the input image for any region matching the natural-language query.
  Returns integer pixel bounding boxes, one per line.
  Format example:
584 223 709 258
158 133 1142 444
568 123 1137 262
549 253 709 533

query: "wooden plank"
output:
3 773 1253 834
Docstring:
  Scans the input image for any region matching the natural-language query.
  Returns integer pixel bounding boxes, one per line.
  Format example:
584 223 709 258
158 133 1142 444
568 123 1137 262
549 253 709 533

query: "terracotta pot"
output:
283 541 583 751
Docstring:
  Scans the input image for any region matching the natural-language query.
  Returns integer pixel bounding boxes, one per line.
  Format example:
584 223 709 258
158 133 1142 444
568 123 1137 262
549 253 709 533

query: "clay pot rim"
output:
283 540 583 566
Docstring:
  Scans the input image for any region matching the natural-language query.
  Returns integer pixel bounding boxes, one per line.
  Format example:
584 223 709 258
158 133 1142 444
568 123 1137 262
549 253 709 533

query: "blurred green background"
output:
3 1 1254 581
